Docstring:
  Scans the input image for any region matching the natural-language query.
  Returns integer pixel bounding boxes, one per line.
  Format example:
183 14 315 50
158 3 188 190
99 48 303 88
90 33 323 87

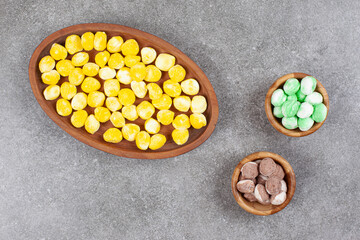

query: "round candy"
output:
259 158 276 176
298 117 314 131
296 89 306 102
270 191 287 205
311 103 327 123
297 102 314 118
254 184 270 205
241 162 258 179
265 176 282 195
305 92 323 105
271 89 287 107
281 100 300 117
236 180 255 194
282 117 298 129
283 78 300 95
273 106 283 118
300 76 317 95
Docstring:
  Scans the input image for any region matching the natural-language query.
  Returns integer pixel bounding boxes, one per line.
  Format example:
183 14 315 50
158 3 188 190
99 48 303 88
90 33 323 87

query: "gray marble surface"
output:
1 0 359 239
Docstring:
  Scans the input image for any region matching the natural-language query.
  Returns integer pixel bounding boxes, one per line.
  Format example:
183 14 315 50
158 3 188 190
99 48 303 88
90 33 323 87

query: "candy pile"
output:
236 158 287 205
39 32 208 150
271 76 327 131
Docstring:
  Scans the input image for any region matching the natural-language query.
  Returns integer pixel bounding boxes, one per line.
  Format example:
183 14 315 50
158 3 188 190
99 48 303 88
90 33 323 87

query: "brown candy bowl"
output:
265 72 329 137
231 151 296 216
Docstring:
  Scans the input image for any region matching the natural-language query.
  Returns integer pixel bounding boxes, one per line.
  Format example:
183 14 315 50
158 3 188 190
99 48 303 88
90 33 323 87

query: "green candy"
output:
271 89 287 107
305 92 323 105
298 117 314 131
273 106 284 118
282 117 298 129
287 94 297 102
283 78 300 95
300 76 317 95
281 100 300 117
296 89 306 102
312 103 327 122
297 102 314 118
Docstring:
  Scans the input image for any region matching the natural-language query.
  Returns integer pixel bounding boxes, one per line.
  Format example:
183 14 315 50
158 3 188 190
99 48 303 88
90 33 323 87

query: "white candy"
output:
270 191 287 205
305 92 323 105
280 180 287 192
297 102 314 118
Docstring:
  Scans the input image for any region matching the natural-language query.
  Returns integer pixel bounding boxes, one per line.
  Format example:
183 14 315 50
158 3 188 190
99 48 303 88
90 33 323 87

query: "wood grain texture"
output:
231 152 296 216
28 23 219 159
265 73 329 137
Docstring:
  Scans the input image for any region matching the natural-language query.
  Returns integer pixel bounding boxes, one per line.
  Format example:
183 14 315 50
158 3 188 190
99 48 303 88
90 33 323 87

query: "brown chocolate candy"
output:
270 191 287 205
243 193 257 202
254 184 269 204
265 176 282 195
259 157 277 176
257 175 268 185
236 180 255 193
241 162 259 179
270 164 285 179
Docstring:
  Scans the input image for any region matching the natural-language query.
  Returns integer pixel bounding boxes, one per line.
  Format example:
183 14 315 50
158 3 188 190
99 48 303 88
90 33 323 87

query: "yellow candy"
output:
39 55 55 73
172 129 189 145
104 79 120 97
136 131 151 150
81 77 101 93
43 85 60 100
71 110 88 128
95 50 110 67
149 134 166 150
106 97 122 112
173 95 191 112
124 55 141 67
41 70 60 85
191 95 207 113
190 113 207 129
85 114 100 134
56 98 72 116
122 123 140 141
157 110 174 125
82 62 99 77
87 91 105 107
56 59 74 77
147 83 163 100
103 128 123 143
81 32 94 51
181 79 200 95
121 39 139 56
50 43 67 60
110 111 125 128
130 62 146 82
60 82 77 100
108 53 125 69
144 118 160 134
155 53 175 71
107 36 123 53
168 65 186 82
116 67 132 84
71 92 87 110
68 68 85 86
94 107 111 123
94 32 107 51
144 65 162 82
131 81 147 98
99 67 116 80
136 101 155 119
163 80 182 97
65 35 83 55
118 88 136 106
172 114 190 129
141 47 157 64
152 94 172 110
122 105 138 121
71 52 89 66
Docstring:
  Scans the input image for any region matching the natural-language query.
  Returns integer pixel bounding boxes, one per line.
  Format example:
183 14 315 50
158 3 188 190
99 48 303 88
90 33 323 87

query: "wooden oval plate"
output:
29 23 219 159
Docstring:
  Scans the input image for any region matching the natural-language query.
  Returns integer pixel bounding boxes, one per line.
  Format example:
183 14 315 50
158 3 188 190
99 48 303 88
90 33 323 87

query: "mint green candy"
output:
297 102 314 118
312 103 327 122
300 76 317 95
296 89 306 102
305 92 323 105
281 100 300 117
273 106 284 118
298 117 314 131
282 117 298 129
287 94 297 102
283 78 300 95
271 89 287 107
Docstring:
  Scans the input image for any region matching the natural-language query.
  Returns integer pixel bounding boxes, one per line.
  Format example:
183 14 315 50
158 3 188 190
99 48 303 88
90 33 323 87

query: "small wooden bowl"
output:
231 152 296 216
265 73 329 137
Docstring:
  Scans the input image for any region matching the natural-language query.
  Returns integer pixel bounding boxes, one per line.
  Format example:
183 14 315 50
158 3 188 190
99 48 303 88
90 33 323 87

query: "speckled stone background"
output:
1 0 359 239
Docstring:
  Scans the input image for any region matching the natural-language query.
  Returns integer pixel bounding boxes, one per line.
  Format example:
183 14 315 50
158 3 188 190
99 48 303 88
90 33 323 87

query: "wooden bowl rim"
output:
28 23 219 159
265 72 329 137
231 151 296 216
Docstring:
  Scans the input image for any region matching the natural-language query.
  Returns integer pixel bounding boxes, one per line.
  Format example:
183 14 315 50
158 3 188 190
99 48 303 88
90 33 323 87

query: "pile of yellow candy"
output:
39 31 208 150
